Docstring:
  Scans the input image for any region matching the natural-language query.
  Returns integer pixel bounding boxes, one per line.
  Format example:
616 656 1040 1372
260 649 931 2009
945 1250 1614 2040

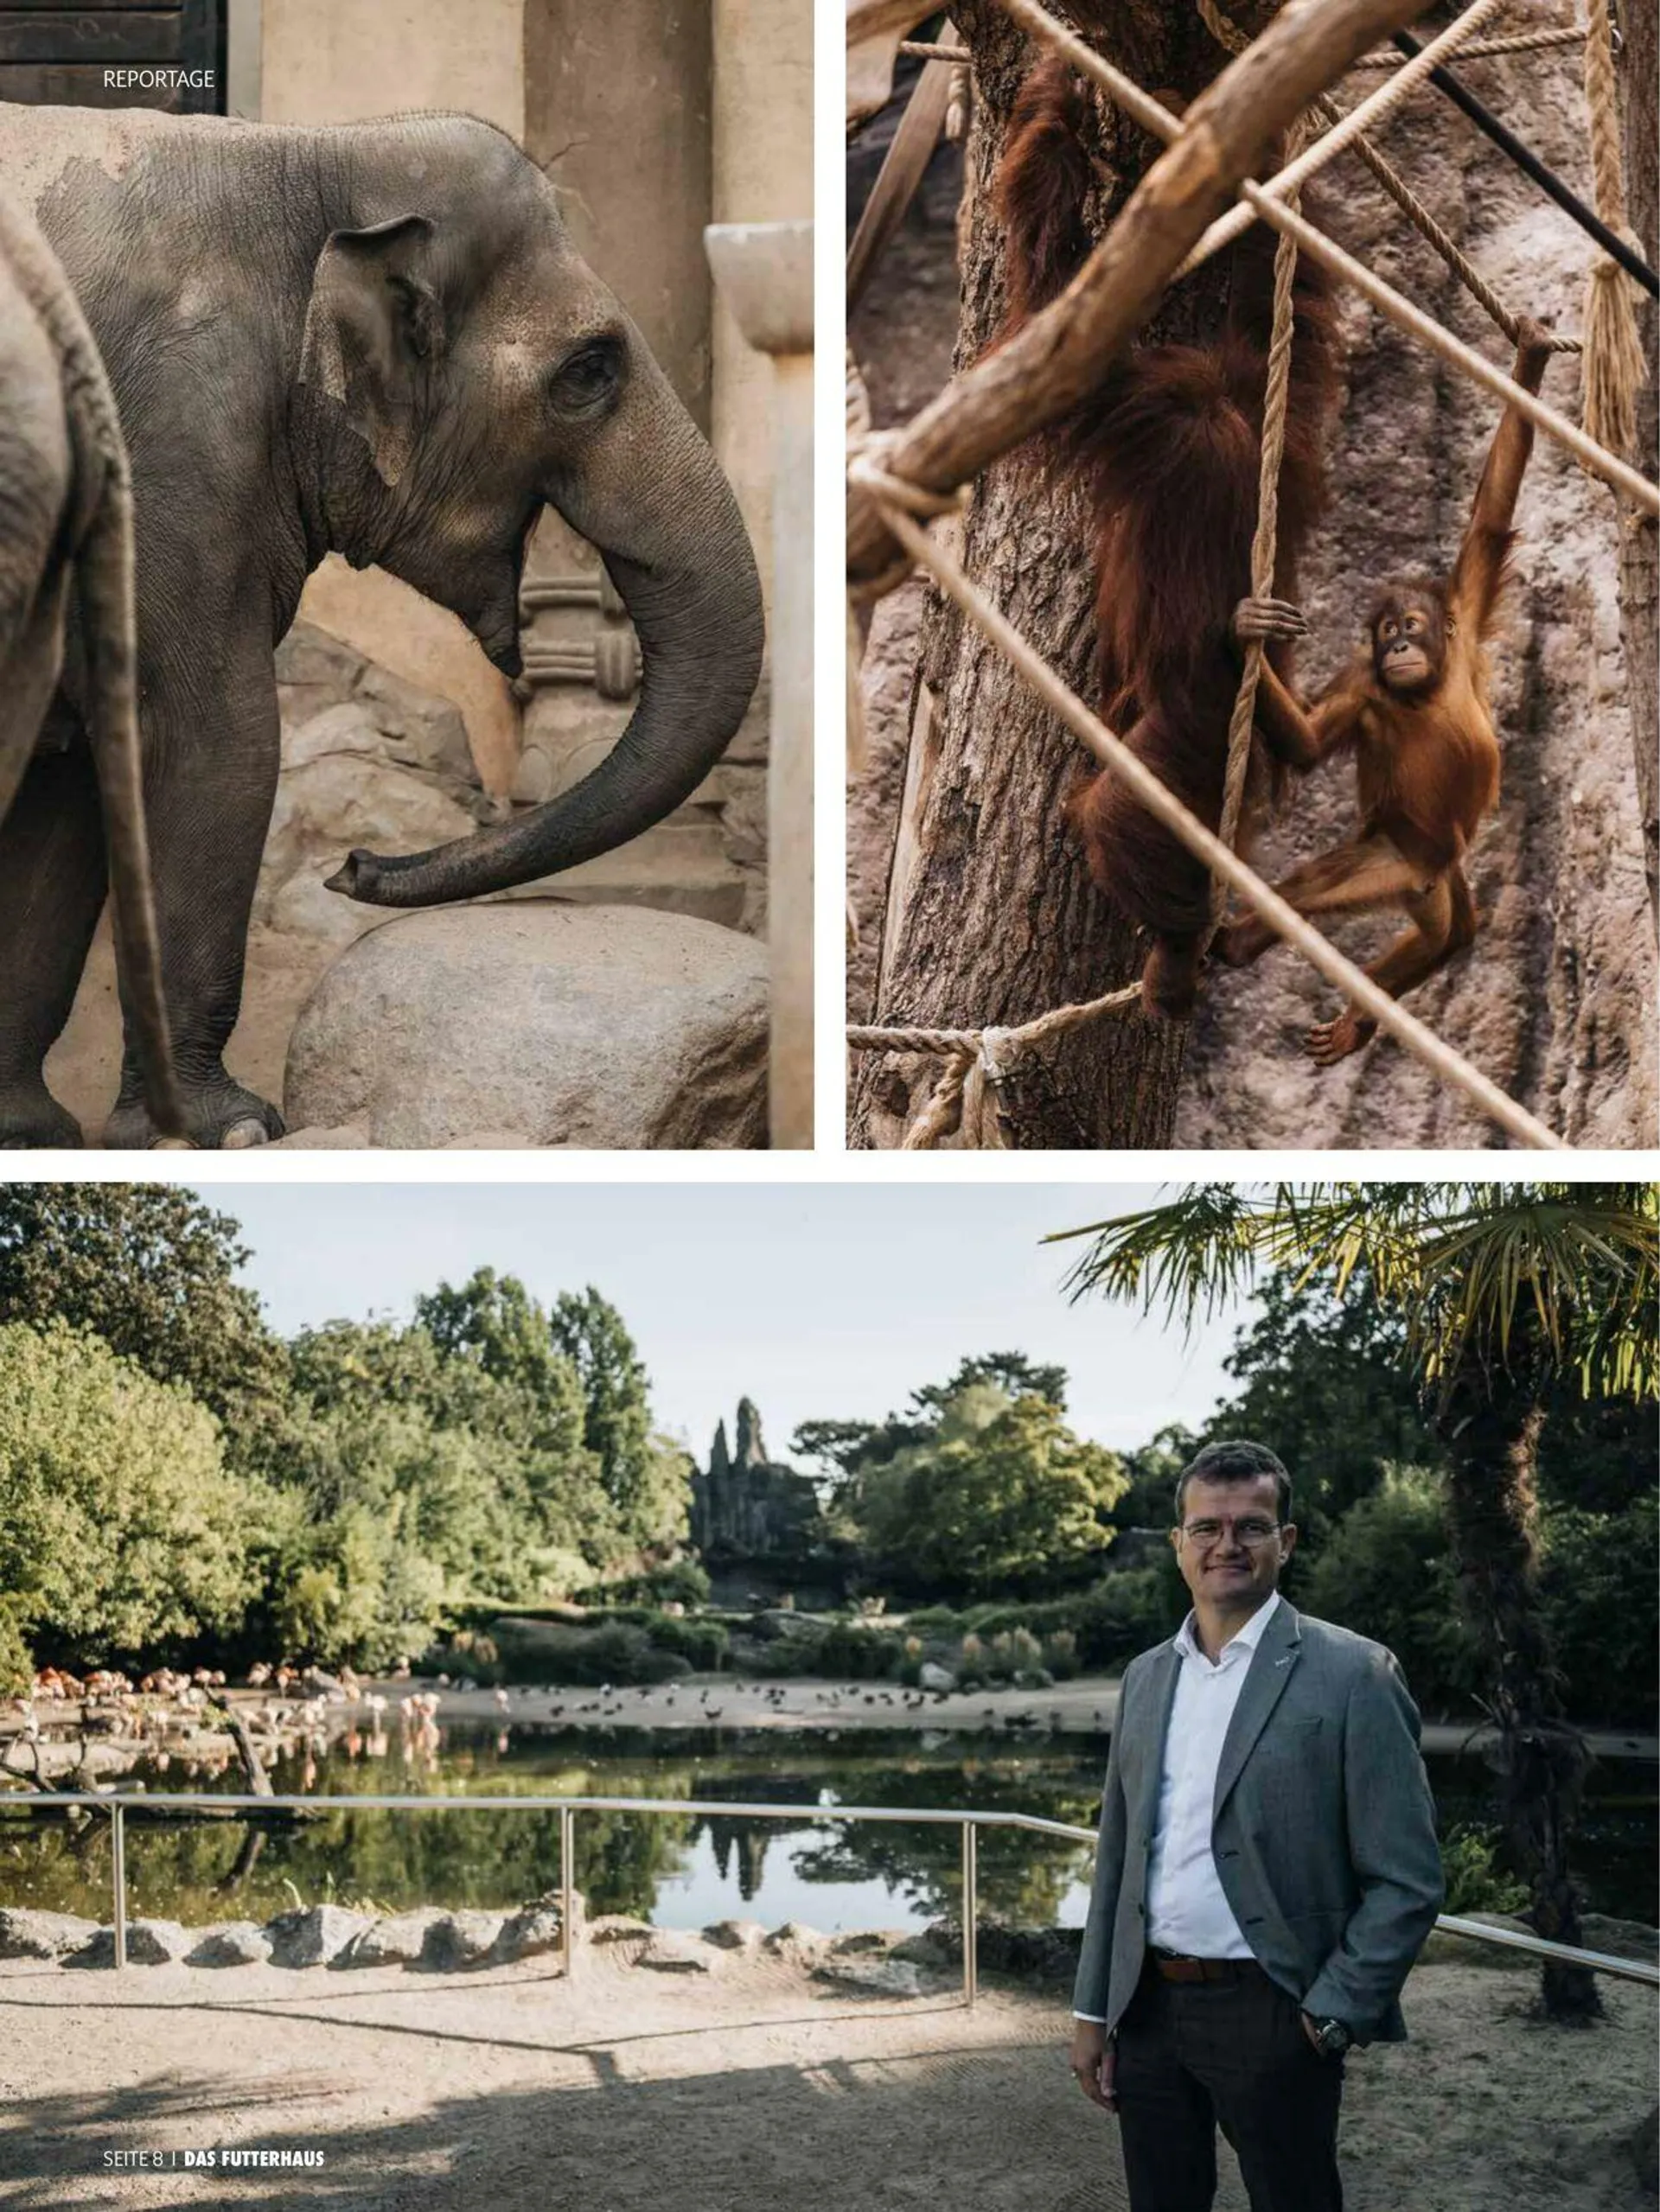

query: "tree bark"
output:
1617 0 1657 923
850 1 1246 1146
1439 1341 1599 2021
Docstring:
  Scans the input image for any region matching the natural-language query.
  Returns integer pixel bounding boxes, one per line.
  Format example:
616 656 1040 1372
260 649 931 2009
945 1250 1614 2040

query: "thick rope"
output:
978 0 1657 507
1312 89 1580 351
1191 10 1583 354
847 0 1642 1149
1178 0 1513 276
848 983 1144 1151
848 459 1566 1150
1196 0 1307 928
1580 0 1646 453
1349 24 1587 66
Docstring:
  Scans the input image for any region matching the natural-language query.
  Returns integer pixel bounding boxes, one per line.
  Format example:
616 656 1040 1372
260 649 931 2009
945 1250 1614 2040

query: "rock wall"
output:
848 11 1657 1146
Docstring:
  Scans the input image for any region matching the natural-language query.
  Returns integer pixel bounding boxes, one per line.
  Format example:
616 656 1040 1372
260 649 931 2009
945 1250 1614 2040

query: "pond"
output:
2 1724 1654 1935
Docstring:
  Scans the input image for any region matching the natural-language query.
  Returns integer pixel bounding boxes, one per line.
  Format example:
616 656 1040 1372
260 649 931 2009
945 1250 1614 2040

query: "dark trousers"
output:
1114 1960 1344 2212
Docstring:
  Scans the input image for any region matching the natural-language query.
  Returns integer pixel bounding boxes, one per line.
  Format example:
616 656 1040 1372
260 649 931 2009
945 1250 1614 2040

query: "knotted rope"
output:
848 987 1143 1148
1580 0 1646 453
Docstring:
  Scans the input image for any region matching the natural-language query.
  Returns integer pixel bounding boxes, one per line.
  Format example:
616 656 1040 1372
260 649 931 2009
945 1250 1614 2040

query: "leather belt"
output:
1146 1949 1264 1986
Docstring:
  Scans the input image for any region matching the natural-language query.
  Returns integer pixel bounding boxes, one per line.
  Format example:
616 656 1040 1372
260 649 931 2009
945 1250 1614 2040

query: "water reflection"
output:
0 1724 1651 1935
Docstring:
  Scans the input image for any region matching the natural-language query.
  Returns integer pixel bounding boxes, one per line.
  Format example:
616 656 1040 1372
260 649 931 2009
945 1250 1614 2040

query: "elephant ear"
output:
297 214 444 487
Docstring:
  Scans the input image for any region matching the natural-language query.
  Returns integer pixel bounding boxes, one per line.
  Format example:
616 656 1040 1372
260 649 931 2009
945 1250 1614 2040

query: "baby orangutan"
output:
1217 318 1555 1063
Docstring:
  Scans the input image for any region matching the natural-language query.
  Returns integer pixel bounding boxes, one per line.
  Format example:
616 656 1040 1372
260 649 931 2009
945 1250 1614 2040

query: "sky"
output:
195 1180 1255 1464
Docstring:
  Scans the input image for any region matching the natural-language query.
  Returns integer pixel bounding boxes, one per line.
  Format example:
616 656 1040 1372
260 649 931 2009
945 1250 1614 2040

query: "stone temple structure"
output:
689 1399 820 1560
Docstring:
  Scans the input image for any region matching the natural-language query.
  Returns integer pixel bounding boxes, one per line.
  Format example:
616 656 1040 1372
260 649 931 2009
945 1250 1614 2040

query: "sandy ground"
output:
354 1676 1660 1762
0 1934 1651 2211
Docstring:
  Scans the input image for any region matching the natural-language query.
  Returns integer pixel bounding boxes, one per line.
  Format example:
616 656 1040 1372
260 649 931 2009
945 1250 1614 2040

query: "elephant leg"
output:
103 654 285 1150
0 741 106 1147
0 550 70 826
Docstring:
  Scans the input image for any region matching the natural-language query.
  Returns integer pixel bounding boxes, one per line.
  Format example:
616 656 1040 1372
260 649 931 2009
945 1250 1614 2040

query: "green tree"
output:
913 1350 1069 1414
1056 1180 1657 2020
549 1287 689 1552
0 1185 290 1469
0 1321 257 1661
1206 1272 1440 1545
853 1383 1127 1600
1112 1422 1202 1529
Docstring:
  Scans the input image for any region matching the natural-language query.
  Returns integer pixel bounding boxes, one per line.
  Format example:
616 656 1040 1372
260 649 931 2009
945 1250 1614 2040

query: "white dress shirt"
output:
1075 1591 1281 2021
1145 1590 1280 1957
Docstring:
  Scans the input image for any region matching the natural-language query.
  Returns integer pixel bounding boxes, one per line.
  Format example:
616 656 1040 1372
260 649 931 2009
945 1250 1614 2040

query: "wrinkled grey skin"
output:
0 183 182 1144
0 105 764 1147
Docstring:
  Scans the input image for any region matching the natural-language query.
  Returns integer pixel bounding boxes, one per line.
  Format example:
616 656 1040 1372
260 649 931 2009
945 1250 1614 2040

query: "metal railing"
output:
6 1791 1657 2001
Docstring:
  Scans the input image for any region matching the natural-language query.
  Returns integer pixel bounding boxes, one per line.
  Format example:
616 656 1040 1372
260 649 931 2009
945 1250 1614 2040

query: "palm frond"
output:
1054 1182 1657 1403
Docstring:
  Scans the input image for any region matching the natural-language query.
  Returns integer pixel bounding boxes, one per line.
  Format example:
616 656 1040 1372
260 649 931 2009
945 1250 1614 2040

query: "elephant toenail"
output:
150 1137 195 1151
221 1118 271 1149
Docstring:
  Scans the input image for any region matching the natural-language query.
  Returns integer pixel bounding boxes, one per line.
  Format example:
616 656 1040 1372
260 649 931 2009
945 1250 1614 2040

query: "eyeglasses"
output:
1178 1520 1282 1547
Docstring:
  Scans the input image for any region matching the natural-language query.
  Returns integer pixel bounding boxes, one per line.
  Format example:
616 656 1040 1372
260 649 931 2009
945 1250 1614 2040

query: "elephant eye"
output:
549 336 622 418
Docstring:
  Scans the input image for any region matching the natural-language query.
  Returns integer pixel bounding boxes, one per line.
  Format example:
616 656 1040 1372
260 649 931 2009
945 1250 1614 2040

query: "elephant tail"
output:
75 430 185 1144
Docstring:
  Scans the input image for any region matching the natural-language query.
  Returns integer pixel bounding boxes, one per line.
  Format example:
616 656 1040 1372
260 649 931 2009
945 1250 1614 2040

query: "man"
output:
1069 1439 1444 2212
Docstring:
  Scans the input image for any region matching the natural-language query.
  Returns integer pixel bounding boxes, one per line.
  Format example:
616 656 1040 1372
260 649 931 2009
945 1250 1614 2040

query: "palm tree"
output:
1050 1182 1657 2020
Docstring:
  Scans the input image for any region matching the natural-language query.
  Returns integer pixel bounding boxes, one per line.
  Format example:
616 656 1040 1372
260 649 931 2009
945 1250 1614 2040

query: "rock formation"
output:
689 1399 822 1558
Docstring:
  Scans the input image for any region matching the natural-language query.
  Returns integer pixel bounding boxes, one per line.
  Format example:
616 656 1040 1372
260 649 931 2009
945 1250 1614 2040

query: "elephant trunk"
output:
329 406 763 909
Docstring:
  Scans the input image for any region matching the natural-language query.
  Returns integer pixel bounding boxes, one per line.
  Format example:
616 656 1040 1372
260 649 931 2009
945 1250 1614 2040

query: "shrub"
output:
588 1559 711 1609
489 1618 691 1686
1440 1823 1529 1916
818 1620 903 1678
647 1615 729 1670
1538 1497 1658 1724
1300 1468 1479 1712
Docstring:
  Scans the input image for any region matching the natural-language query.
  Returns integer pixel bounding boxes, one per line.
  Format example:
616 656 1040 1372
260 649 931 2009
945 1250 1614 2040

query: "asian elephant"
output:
0 105 765 1147
0 183 182 1143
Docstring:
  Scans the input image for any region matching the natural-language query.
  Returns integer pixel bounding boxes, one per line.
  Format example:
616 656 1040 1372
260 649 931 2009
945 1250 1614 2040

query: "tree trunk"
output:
850 2 1260 1148
1439 1341 1599 2021
1618 0 1657 923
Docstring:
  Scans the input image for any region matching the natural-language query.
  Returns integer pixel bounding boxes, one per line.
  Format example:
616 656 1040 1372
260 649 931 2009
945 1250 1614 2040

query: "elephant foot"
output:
104 1074 284 1151
0 1081 84 1149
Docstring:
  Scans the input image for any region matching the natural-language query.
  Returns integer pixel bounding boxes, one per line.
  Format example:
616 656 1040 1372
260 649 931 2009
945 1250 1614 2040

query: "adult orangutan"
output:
1218 319 1555 1063
994 52 1340 1020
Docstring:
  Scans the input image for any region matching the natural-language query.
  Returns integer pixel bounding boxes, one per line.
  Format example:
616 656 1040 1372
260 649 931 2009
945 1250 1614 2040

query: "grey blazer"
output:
1072 1599 1444 2044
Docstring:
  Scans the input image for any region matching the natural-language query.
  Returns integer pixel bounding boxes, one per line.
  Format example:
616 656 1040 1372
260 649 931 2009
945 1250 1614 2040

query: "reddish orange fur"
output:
993 57 1339 1017
1212 321 1552 1061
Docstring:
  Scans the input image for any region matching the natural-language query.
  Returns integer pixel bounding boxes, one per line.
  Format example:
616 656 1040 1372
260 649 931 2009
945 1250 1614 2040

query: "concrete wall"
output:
259 0 527 794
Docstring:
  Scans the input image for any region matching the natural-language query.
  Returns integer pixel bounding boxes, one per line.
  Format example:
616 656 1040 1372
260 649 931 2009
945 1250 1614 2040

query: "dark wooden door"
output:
0 2 225 113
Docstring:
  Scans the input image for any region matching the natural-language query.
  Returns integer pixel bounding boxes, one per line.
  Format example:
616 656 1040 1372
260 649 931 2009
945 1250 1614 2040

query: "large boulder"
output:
0 1909 99 1960
67 1919 190 1968
284 902 769 1148
187 1922 272 1968
336 1909 449 1968
265 1905 374 1968
420 1911 505 1971
491 1905 569 1964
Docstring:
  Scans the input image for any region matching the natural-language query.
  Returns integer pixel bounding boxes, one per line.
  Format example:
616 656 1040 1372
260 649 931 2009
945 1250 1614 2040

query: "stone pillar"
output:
514 0 715 838
706 221 814 1150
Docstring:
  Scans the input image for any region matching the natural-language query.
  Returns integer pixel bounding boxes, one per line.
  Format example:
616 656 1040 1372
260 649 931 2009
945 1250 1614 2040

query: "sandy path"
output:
0 1938 1650 2210
354 1676 1659 1760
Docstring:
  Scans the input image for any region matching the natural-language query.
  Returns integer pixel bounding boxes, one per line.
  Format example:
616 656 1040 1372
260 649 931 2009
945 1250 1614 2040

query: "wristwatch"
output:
1306 2015 1351 2058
